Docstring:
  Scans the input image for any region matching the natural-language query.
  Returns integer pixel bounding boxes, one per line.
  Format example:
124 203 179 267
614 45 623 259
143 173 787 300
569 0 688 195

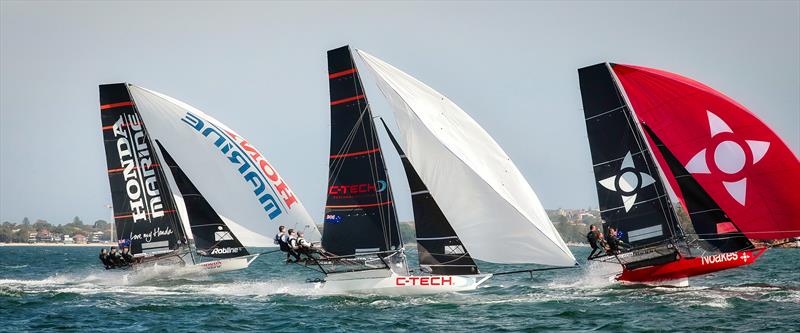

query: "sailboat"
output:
578 63 800 286
99 83 320 276
305 46 576 294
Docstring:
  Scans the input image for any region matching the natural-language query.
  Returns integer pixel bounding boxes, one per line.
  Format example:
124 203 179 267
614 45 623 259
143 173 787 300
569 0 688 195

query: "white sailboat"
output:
306 46 575 294
98 83 320 276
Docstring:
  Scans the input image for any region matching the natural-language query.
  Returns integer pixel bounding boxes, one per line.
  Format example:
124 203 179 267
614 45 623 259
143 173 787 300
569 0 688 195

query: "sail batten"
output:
357 50 575 266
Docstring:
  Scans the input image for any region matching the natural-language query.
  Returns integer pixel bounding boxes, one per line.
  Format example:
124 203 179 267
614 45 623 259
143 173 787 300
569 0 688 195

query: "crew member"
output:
296 231 317 261
274 225 290 255
606 227 627 254
120 247 134 266
285 229 301 263
109 247 123 267
586 225 602 260
99 249 112 269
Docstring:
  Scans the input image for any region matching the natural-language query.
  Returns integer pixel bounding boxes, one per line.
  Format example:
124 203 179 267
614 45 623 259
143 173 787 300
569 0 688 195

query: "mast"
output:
380 119 479 275
577 64 683 249
99 83 187 257
323 45 402 256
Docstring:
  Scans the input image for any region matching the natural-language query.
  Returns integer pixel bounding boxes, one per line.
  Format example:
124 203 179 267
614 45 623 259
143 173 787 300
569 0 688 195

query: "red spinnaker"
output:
612 64 800 240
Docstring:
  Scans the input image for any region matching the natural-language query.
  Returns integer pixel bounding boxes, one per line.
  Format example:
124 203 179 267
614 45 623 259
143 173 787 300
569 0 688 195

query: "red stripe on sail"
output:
114 209 177 219
329 68 357 79
329 148 381 159
100 101 134 110
108 164 161 173
325 201 392 209
330 95 365 106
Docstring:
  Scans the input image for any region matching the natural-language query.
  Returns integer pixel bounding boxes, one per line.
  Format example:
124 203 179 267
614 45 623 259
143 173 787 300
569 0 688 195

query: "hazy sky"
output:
1 1 798 224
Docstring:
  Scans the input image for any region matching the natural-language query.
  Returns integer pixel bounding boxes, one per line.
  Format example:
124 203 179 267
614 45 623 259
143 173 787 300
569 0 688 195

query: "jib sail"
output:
577 64 683 248
99 83 186 256
358 50 574 266
323 45 402 255
612 64 800 240
380 119 479 275
157 141 250 259
642 125 753 253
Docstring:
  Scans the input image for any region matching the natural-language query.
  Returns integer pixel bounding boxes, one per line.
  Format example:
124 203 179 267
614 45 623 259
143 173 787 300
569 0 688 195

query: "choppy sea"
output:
0 246 797 332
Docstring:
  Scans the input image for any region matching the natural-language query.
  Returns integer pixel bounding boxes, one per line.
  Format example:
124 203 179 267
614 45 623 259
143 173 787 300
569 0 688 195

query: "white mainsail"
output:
127 85 321 246
357 50 575 266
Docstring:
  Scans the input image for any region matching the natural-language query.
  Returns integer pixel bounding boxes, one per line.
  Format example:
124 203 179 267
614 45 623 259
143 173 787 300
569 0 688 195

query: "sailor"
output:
99 249 112 269
286 229 301 263
296 231 317 261
274 226 290 254
606 227 626 254
108 247 122 267
120 247 134 266
586 225 602 259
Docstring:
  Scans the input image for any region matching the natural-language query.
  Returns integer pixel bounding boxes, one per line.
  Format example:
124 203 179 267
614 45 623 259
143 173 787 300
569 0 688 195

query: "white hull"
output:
125 254 259 282
313 270 492 295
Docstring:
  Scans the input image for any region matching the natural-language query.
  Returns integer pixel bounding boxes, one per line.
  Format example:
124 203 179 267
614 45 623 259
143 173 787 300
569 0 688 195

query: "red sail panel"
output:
612 64 800 239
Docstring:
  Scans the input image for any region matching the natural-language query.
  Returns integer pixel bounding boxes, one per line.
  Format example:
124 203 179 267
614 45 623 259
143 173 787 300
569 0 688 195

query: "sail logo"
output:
395 276 453 286
598 151 656 212
182 112 298 221
324 214 343 224
112 114 165 222
700 252 739 265
328 181 387 196
210 247 244 255
683 111 770 206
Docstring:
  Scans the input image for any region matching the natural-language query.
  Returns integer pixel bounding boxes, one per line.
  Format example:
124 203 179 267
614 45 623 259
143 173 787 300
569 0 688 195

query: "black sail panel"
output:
99 83 185 256
642 126 753 253
379 119 479 275
156 141 250 259
578 64 683 248
323 45 402 256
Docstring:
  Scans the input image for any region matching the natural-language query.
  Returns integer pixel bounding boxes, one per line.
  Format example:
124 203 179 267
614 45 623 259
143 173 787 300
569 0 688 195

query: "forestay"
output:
126 85 321 246
357 50 575 266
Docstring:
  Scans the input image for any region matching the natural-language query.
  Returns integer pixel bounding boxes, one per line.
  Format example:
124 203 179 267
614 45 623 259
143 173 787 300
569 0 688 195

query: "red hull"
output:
617 248 766 284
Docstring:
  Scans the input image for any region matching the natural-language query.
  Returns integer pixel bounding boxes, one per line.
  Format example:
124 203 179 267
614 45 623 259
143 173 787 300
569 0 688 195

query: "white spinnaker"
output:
357 50 575 266
128 85 321 247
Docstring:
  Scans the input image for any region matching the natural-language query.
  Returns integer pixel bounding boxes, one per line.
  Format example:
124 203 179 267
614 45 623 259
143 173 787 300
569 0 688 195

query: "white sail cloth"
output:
128 86 321 246
357 50 575 266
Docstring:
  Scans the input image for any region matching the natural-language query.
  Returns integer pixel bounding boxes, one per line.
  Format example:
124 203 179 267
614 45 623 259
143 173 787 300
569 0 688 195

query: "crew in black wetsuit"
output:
109 247 123 267
99 249 113 269
586 225 602 259
606 227 627 254
120 247 133 266
286 229 301 263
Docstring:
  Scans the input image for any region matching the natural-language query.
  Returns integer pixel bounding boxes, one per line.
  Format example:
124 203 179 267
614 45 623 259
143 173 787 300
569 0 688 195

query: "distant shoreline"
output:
0 242 110 247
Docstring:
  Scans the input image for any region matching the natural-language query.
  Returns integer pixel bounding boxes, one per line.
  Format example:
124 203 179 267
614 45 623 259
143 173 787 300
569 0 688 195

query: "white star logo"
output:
599 151 656 212
683 111 769 206
741 252 750 263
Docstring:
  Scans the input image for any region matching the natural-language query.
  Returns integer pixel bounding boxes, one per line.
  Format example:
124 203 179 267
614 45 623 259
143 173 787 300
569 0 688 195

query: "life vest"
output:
586 231 598 248
275 233 289 252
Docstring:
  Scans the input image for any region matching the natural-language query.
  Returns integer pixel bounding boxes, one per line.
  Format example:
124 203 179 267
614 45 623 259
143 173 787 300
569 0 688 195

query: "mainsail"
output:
611 64 800 240
577 64 683 248
357 50 575 266
116 84 320 247
380 119 479 275
99 83 187 256
157 142 250 258
323 46 402 255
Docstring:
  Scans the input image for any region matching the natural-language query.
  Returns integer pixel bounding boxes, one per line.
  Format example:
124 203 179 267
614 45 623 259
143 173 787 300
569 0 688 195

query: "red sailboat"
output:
578 63 799 286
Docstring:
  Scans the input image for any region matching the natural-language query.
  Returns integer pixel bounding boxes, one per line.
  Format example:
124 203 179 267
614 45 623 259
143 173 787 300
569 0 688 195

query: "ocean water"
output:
0 246 797 332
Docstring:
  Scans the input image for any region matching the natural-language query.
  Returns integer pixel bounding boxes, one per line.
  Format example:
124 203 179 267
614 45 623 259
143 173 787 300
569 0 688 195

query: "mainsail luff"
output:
157 141 251 259
99 83 187 256
380 119 479 275
356 50 575 266
323 46 402 255
578 63 684 248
